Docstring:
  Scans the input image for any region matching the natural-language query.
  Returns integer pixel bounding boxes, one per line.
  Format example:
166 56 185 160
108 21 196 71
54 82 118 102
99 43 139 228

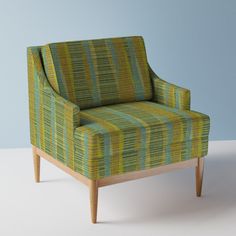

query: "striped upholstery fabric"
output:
28 36 210 181
41 36 152 109
149 65 191 110
74 101 210 179
28 47 80 168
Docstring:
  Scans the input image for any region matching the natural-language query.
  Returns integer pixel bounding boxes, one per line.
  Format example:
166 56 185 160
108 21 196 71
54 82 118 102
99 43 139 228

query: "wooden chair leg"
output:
195 157 204 197
89 180 98 223
32 147 40 183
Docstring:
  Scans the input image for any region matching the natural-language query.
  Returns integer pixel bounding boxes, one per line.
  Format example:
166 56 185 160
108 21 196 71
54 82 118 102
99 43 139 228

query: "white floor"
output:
0 141 236 236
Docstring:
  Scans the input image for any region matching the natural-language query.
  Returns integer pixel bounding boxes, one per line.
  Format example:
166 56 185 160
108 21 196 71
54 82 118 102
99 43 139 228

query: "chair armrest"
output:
28 46 80 167
149 65 191 110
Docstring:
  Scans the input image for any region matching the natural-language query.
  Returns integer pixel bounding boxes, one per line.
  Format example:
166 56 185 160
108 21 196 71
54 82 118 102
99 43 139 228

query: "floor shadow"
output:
103 152 236 224
40 178 72 183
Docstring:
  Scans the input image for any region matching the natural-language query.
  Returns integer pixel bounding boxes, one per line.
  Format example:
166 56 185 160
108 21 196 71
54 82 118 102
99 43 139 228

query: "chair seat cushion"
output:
74 101 210 179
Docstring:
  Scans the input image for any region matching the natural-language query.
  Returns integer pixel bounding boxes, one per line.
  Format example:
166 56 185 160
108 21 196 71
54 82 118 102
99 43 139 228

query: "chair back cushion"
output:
41 36 152 109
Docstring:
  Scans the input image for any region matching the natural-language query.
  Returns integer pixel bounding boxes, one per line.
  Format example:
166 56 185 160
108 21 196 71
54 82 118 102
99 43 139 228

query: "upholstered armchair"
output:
28 36 210 223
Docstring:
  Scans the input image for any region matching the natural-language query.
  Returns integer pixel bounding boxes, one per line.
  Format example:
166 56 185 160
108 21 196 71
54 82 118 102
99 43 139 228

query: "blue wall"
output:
0 0 235 148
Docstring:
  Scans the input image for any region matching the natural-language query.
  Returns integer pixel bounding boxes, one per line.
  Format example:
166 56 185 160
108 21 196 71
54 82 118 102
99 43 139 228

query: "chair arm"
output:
149 65 191 110
28 46 80 168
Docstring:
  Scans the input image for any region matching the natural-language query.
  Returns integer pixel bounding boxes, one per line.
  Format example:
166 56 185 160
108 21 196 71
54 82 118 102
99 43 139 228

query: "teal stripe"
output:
49 44 69 99
82 41 101 106
126 38 145 100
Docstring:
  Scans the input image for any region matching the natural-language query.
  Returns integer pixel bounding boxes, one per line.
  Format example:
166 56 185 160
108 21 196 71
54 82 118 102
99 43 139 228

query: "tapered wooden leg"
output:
32 147 40 183
89 180 98 223
195 157 204 197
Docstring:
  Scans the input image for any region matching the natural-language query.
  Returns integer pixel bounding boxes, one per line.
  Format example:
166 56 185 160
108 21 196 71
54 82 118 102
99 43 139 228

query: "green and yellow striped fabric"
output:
74 101 210 179
28 36 210 181
41 36 152 110
149 65 191 110
28 47 80 168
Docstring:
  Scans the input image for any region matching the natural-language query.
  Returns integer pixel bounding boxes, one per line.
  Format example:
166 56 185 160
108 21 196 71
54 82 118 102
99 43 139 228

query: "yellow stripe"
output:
57 43 77 103
43 45 60 92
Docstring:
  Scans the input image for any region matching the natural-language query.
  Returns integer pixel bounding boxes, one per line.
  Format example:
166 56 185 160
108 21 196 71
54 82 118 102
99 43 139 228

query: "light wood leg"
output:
32 147 40 183
195 157 204 197
89 180 98 223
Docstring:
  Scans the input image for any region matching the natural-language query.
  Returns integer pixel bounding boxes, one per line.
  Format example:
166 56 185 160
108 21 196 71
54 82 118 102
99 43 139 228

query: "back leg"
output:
32 146 40 183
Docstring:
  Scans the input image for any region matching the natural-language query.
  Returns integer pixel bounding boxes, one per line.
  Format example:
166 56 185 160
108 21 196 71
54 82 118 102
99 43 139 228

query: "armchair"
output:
28 36 210 223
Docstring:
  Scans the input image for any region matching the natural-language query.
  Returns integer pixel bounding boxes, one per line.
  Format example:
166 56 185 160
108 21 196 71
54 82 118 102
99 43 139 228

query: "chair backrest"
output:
41 36 152 109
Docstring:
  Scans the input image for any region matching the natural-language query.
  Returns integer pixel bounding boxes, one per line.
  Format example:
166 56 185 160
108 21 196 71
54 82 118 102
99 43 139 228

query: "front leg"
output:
195 157 204 197
89 180 98 223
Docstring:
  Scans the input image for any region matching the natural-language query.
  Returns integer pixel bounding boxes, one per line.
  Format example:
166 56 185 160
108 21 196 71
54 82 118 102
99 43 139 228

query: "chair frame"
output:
32 145 204 223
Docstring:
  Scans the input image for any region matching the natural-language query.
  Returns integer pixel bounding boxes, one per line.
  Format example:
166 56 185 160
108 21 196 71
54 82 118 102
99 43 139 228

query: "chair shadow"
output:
101 151 236 224
38 150 236 224
40 178 72 183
